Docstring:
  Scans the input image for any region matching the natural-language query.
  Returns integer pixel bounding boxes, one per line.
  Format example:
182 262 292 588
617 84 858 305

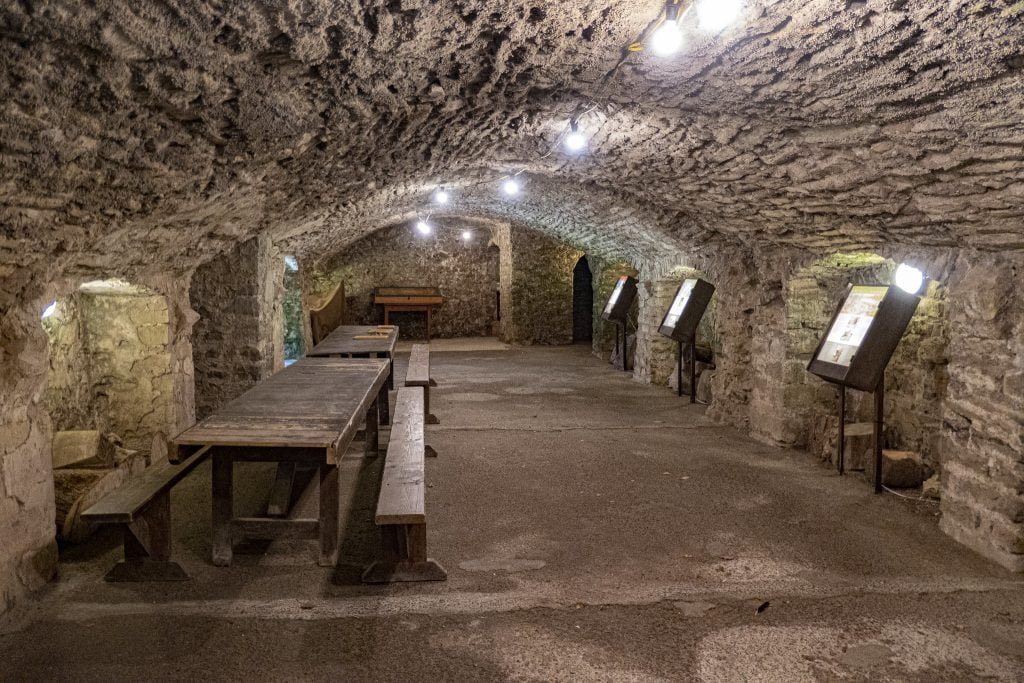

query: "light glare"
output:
462 230 473 241
416 220 433 235
697 0 743 32
894 264 924 295
651 19 682 56
434 189 450 204
502 178 521 196
565 130 587 152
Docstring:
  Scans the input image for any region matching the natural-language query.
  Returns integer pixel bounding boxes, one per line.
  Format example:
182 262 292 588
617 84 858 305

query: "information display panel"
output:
658 278 715 343
807 284 920 392
601 276 638 322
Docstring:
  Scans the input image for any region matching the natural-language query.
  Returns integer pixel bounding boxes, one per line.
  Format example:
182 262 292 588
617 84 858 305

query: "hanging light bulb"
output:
697 0 743 33
502 178 521 196
462 230 473 241
894 263 925 295
651 3 683 56
434 188 450 205
416 219 433 235
564 120 587 153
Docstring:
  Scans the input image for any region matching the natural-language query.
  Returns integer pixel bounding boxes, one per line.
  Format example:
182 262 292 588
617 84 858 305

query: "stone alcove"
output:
634 266 719 399
780 253 950 479
41 280 177 542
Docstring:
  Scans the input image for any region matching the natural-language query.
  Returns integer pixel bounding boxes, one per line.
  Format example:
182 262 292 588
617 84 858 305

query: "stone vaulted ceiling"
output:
1 0 1023 286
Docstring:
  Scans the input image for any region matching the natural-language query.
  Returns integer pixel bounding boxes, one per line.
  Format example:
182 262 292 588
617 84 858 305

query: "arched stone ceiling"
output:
1 0 1023 289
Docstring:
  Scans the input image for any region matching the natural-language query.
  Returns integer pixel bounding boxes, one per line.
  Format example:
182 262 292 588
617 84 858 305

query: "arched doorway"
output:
572 256 593 343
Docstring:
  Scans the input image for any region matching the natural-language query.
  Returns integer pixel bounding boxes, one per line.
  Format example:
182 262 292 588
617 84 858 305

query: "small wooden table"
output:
374 287 443 341
171 358 389 567
307 326 399 422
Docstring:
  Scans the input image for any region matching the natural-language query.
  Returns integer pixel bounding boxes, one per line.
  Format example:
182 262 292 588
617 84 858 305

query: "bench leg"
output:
212 452 233 567
105 491 189 582
377 381 391 426
364 396 380 458
318 463 340 567
424 385 439 425
362 524 447 583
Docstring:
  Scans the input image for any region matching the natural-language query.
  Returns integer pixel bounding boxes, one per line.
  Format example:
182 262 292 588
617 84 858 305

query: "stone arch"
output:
778 252 951 479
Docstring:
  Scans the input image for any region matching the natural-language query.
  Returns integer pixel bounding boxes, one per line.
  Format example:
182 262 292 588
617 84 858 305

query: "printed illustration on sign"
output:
816 286 887 367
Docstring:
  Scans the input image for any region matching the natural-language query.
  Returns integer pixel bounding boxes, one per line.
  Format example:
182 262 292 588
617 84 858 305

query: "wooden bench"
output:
362 387 446 584
80 447 210 582
405 343 439 425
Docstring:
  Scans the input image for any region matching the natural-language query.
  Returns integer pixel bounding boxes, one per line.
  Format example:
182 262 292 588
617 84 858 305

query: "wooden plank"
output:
374 296 444 305
81 447 211 524
307 325 398 358
405 344 431 387
375 387 426 525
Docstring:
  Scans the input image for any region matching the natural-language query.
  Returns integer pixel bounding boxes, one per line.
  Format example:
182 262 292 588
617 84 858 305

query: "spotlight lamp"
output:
651 1 683 56
565 120 587 153
434 188 450 205
697 0 743 33
894 263 925 295
462 230 473 241
415 219 433 235
502 178 522 196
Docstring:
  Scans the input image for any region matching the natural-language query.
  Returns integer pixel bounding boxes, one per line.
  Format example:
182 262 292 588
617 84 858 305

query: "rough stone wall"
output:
497 226 582 345
191 236 283 419
940 252 1024 572
42 286 174 453
306 222 500 339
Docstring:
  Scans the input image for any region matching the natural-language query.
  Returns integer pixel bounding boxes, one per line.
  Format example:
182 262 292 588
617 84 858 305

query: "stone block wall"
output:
191 236 283 419
497 225 583 345
939 252 1024 571
305 221 500 340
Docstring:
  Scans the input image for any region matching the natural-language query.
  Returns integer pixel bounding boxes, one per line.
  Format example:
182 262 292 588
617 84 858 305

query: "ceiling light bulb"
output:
434 189 450 204
697 0 742 32
894 263 924 295
462 230 473 241
565 124 587 153
42 301 57 319
416 220 433 235
502 178 521 196
651 19 683 56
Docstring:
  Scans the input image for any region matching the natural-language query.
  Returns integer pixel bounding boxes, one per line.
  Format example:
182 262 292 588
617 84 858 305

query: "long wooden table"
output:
171 357 389 567
306 325 399 423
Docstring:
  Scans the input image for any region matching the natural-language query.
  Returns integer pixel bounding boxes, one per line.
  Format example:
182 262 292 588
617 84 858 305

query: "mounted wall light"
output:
502 178 521 196
564 120 587 153
697 0 743 33
42 301 57 319
651 1 683 56
894 263 925 295
416 219 433 235
434 188 450 205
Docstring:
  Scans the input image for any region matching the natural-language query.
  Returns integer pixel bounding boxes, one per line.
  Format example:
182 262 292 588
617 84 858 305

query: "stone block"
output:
51 430 115 469
881 449 923 488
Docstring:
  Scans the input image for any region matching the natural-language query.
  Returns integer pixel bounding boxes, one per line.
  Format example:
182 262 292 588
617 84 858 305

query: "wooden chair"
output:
362 387 446 584
80 447 210 581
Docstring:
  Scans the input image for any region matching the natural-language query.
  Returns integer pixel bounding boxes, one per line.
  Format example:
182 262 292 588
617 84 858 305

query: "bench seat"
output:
362 386 446 584
81 446 209 582
405 343 439 425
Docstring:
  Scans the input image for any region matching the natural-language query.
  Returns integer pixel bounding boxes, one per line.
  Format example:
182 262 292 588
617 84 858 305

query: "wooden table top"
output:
173 358 388 461
307 325 399 357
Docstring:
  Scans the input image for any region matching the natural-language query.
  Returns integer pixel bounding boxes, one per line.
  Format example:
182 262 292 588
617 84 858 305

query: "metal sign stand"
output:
836 377 886 494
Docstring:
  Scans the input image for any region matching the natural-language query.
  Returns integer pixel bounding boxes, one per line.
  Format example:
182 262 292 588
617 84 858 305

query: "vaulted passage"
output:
1 0 1023 677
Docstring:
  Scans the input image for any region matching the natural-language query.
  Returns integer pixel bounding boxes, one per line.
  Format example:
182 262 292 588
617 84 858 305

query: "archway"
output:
572 256 593 343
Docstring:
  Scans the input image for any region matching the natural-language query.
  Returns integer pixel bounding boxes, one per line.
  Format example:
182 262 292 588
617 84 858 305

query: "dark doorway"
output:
572 255 593 343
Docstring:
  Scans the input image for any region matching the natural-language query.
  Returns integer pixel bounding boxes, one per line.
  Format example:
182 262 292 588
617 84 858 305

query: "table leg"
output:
377 380 391 426
365 396 380 458
426 308 431 342
212 452 233 567
384 307 391 326
387 353 395 391
318 462 340 567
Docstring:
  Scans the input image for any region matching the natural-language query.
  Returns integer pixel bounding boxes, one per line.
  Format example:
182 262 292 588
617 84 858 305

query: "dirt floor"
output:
2 346 1023 681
